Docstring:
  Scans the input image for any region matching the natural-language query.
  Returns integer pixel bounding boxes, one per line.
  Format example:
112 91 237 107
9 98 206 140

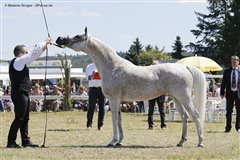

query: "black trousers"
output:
226 91 240 131
87 87 105 128
148 96 166 127
7 91 30 144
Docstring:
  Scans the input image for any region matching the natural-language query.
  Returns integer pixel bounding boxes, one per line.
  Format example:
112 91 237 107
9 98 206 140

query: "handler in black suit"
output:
220 55 240 133
6 38 52 148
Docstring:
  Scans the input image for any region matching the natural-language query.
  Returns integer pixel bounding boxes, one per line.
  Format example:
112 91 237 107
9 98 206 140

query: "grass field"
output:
0 111 239 160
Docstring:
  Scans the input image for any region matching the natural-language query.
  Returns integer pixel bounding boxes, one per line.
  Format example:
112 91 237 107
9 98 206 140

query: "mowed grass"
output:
0 111 239 160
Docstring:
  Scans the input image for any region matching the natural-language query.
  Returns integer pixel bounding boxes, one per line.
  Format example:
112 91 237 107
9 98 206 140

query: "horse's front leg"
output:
108 99 121 147
116 111 124 147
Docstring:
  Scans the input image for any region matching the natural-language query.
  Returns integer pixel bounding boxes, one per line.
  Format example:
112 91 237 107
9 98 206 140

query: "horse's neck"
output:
84 37 121 72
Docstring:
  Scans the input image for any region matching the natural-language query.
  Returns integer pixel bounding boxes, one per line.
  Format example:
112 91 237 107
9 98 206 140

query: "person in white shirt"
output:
214 83 221 97
85 63 105 130
6 37 52 148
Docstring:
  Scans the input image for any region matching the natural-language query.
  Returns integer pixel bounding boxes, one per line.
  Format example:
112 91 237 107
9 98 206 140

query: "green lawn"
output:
0 111 239 160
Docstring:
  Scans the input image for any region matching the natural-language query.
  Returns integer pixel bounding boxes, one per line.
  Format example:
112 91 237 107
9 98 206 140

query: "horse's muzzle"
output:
55 37 70 48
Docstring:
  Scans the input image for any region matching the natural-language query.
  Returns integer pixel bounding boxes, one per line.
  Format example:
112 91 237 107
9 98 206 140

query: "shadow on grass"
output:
48 129 84 132
141 120 195 123
205 130 225 133
52 144 175 149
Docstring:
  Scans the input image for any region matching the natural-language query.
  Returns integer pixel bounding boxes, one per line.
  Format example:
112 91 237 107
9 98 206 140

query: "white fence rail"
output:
0 95 88 100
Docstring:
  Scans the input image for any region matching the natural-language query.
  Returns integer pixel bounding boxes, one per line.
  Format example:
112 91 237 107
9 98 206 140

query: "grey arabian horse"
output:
56 27 207 147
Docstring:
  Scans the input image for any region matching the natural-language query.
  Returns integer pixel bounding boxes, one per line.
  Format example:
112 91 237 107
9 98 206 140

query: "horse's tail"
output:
187 66 207 126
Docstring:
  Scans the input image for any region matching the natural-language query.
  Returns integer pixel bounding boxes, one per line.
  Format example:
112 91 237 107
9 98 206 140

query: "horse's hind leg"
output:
173 98 188 147
182 101 204 147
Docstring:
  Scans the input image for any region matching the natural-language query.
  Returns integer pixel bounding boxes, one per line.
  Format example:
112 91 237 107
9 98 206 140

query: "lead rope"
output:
40 0 50 148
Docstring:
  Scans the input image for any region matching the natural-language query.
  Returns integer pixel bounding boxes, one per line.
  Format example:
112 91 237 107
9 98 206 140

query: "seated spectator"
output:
120 101 136 112
214 82 221 97
0 88 4 112
104 100 110 112
30 83 44 112
3 86 14 112
207 91 213 98
50 85 63 111
43 85 51 95
75 86 88 96
41 85 52 111
73 85 88 111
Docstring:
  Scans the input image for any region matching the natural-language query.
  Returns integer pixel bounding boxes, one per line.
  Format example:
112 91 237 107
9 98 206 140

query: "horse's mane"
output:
88 36 119 57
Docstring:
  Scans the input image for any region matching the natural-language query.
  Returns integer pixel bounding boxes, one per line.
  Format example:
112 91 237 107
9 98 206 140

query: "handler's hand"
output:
45 37 52 45
42 37 52 51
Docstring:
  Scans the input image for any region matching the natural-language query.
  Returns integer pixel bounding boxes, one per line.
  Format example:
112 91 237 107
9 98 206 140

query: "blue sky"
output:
1 0 208 60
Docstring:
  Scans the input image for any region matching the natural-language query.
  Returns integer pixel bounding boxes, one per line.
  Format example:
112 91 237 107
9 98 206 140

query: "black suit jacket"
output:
220 67 240 98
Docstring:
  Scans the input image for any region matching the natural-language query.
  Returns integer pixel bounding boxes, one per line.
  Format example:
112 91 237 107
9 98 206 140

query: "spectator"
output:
85 63 105 130
73 85 88 111
214 83 221 97
220 55 240 133
50 85 63 111
136 101 144 113
30 83 43 112
148 95 166 129
0 88 4 112
3 86 14 112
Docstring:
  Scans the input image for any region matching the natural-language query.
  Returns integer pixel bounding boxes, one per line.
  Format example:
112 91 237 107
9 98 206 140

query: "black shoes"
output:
86 126 92 130
224 127 231 133
6 142 22 148
22 140 39 148
7 140 38 148
22 143 39 148
148 124 166 130
161 124 167 129
224 129 231 133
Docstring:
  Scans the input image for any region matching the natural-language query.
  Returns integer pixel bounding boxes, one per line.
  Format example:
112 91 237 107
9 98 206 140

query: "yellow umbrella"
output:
176 55 222 72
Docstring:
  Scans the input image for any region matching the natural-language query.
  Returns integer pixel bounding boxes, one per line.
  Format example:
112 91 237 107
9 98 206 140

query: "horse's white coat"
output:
62 31 207 147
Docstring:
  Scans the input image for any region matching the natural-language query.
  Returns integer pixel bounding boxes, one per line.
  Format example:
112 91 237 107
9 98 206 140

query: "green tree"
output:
117 51 128 58
138 45 170 66
125 38 143 65
191 0 240 66
145 44 153 51
172 36 184 59
58 52 72 110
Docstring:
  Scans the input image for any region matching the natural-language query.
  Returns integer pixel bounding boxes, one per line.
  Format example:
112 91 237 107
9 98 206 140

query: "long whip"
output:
40 0 50 148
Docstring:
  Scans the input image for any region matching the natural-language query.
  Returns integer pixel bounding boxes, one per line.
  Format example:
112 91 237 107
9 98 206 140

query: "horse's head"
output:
55 27 88 51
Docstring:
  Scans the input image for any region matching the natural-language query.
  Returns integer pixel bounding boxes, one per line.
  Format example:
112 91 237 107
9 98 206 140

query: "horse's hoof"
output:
115 143 122 147
197 144 205 147
107 144 115 147
176 143 183 147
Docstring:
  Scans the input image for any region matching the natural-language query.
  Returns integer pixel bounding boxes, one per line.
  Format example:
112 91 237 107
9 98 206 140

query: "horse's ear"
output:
85 27 87 36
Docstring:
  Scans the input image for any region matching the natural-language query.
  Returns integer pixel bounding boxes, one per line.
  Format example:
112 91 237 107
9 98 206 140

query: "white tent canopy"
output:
1 67 85 80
